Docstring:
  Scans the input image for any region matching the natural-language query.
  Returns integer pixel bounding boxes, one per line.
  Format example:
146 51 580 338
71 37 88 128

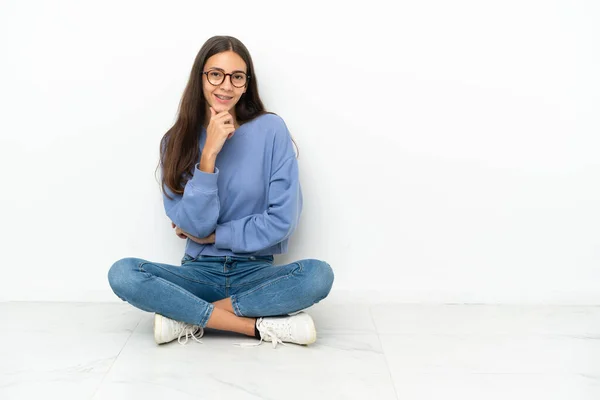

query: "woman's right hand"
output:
171 222 215 244
204 106 236 156
172 222 187 239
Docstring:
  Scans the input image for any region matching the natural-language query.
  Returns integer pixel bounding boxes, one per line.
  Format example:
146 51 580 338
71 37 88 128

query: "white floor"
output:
1 302 600 400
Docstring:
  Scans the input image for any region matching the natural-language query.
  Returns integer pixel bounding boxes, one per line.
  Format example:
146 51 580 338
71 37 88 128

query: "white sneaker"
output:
236 311 317 348
154 313 204 345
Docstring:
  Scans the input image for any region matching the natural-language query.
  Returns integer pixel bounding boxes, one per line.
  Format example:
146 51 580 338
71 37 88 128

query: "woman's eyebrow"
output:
207 67 246 73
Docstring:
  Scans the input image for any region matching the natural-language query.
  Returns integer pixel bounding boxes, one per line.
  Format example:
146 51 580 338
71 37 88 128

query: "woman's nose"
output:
220 75 233 90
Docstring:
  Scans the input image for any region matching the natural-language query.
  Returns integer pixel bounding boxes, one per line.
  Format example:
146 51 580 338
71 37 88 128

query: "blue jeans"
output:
107 254 334 327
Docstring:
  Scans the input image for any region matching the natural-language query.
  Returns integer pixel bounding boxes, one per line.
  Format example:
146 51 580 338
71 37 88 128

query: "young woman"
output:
108 35 334 348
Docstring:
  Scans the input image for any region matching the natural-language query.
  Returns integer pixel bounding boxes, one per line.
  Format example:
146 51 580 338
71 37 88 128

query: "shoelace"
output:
177 324 204 345
234 317 291 349
234 327 287 348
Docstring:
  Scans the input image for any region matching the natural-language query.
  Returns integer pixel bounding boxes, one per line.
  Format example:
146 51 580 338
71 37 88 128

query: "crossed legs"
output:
208 298 256 337
108 257 334 339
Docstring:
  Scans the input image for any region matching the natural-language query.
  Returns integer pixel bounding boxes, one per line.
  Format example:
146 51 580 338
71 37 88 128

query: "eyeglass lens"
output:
206 71 247 87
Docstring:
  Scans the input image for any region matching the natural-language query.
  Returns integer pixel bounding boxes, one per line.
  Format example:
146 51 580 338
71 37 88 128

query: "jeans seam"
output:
137 263 213 327
199 303 214 327
233 262 303 302
230 270 281 288
140 262 220 287
231 295 243 317
129 261 147 301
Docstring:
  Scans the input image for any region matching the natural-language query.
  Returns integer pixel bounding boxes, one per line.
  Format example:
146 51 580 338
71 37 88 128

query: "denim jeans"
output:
107 254 334 327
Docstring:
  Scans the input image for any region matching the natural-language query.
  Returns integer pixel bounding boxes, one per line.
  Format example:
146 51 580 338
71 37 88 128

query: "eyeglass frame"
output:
202 69 251 88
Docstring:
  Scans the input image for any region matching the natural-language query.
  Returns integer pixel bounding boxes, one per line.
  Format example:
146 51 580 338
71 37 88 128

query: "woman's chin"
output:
213 104 233 113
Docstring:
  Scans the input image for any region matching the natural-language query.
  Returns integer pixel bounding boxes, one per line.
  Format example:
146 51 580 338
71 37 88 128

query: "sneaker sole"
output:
307 316 317 345
154 313 164 344
297 312 317 345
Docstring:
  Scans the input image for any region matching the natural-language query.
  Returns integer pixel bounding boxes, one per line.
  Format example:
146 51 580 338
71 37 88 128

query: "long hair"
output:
156 35 298 200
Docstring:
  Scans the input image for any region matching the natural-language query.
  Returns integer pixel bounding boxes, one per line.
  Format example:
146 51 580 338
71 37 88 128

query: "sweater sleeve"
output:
162 164 221 238
213 119 302 253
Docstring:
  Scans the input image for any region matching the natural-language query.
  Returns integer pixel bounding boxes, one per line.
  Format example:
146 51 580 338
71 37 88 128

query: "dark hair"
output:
156 35 298 199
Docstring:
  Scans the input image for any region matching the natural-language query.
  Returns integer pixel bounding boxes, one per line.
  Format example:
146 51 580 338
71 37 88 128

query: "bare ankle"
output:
206 307 257 337
212 297 235 313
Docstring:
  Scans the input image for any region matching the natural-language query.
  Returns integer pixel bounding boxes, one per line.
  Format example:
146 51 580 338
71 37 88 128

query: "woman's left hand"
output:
187 232 216 244
174 225 216 244
173 224 187 239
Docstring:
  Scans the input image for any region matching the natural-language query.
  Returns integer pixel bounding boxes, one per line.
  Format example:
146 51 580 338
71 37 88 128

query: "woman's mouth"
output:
214 94 233 103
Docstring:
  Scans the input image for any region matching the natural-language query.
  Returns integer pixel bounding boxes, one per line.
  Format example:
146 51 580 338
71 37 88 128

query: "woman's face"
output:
202 50 248 117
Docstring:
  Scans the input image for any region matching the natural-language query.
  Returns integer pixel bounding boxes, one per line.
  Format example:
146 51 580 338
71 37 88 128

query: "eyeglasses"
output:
202 70 250 88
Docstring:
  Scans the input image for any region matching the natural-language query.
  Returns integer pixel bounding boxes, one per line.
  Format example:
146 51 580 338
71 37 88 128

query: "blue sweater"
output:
162 113 302 257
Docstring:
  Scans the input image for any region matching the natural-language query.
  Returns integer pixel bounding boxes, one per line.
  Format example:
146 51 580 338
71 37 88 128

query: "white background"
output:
0 0 598 304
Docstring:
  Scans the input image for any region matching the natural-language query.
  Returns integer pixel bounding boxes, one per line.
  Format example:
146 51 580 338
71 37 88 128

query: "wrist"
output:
201 148 218 160
199 152 217 173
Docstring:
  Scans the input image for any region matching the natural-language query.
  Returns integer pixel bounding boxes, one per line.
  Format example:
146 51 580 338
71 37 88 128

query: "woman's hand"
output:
172 222 216 244
187 232 216 245
204 106 236 156
172 222 187 239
